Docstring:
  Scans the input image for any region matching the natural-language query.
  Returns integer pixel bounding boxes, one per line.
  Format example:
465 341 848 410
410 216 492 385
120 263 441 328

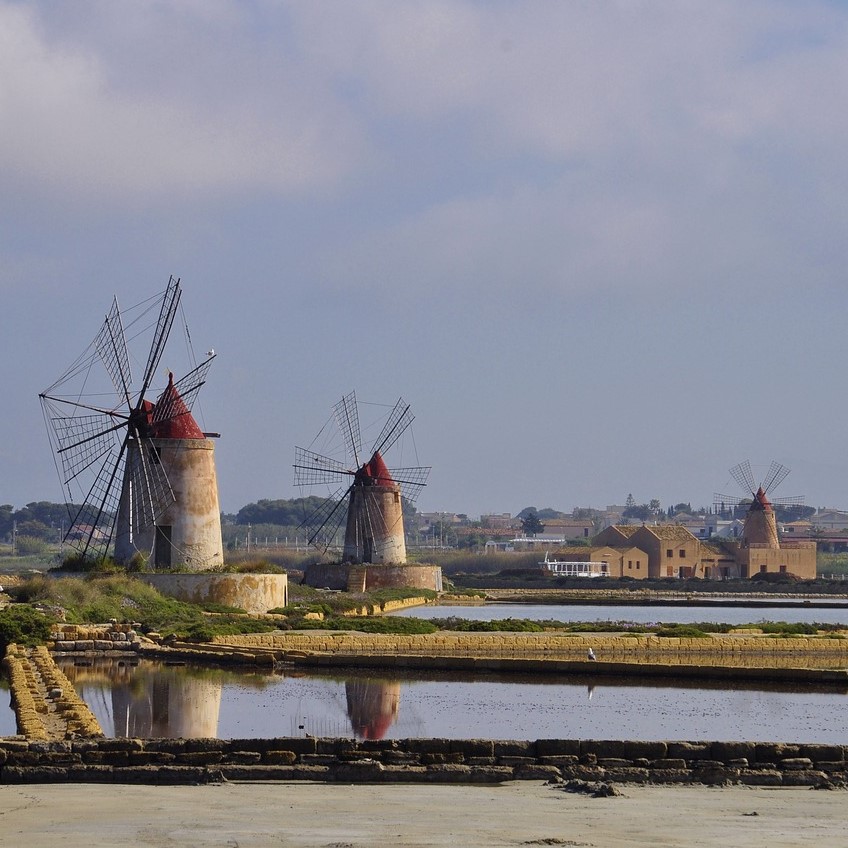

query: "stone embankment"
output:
2 645 103 741
217 630 848 676
0 737 844 787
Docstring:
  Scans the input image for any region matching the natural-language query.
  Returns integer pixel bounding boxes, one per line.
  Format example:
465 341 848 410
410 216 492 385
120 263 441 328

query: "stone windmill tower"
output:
294 391 430 564
39 276 223 571
714 460 804 549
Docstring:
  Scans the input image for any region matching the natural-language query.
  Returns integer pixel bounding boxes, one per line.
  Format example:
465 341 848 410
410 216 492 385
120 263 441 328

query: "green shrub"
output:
654 624 709 638
0 605 54 652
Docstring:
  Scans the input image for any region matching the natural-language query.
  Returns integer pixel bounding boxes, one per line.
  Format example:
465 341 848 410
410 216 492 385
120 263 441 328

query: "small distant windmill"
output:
39 276 223 569
294 391 430 563
713 460 804 548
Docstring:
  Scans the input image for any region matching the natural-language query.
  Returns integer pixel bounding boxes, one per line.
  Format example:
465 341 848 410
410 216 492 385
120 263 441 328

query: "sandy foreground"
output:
0 781 845 848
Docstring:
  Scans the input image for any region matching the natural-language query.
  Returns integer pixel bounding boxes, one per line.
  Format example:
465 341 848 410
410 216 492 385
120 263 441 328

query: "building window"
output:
760 564 767 573
780 565 787 573
679 549 685 558
628 560 632 569
666 549 673 558
636 561 640 569
584 528 589 537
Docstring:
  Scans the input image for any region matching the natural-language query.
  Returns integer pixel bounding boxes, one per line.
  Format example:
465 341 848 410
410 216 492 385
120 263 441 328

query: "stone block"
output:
299 754 341 765
779 757 813 771
378 766 430 782
755 743 800 763
493 740 535 758
538 755 579 767
96 738 144 752
816 762 846 773
782 771 829 787
739 769 783 786
382 751 421 765
651 759 687 770
497 756 536 767
692 765 740 785
143 739 186 754
598 758 632 769
330 761 386 781
648 769 692 784
83 751 129 766
513 764 562 781
451 739 494 758
667 742 711 760
425 763 473 782
129 752 175 765
184 738 226 753
263 751 297 765
536 739 580 756
622 741 667 760
405 738 452 755
710 741 756 762
226 751 262 765
175 752 223 766
603 767 650 783
559 765 606 781
421 753 464 765
0 766 68 783
800 744 844 764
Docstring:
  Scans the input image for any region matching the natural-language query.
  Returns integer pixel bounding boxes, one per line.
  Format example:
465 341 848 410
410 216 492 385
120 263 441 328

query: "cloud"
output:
0 2 366 202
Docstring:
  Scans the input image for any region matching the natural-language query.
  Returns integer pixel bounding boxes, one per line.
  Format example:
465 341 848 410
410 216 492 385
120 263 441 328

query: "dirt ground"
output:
0 781 845 848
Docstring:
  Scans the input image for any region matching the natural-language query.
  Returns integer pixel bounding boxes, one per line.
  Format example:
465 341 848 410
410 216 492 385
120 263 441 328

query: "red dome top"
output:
356 451 394 486
752 486 773 512
151 373 205 439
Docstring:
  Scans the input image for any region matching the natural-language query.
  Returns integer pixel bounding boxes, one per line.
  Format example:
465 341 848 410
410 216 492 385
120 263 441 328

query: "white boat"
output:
540 551 610 577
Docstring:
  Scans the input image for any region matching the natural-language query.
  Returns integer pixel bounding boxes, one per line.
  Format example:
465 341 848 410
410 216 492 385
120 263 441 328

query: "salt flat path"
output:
0 781 845 847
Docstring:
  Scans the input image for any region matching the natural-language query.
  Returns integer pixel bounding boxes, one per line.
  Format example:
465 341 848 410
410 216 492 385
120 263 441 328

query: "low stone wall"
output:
50 623 142 654
138 573 288 614
217 631 848 669
302 563 442 592
0 737 844 786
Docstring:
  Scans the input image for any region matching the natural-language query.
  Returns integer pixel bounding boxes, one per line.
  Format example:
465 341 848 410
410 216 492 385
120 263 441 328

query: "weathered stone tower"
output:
741 486 780 549
115 373 223 571
343 452 407 564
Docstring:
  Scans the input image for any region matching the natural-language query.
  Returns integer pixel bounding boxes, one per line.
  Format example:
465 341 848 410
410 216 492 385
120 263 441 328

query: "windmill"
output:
39 276 223 570
294 391 430 563
713 460 804 548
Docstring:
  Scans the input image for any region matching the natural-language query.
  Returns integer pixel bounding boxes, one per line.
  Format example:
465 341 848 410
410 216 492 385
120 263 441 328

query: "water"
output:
56 657 848 744
0 678 17 737
395 603 848 626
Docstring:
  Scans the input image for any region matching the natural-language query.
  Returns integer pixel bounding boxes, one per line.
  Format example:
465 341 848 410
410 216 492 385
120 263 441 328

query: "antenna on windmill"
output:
293 390 430 563
39 276 223 569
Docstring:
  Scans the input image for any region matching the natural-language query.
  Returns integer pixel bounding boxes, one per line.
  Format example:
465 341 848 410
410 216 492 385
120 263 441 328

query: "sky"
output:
3 0 848 519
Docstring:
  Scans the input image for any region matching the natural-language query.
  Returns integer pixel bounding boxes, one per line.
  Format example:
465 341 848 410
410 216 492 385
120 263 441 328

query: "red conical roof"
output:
356 451 395 486
151 373 205 439
751 486 773 512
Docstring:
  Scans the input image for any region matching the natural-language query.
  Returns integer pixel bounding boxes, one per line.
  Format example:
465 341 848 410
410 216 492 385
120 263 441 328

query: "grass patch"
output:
3 574 277 641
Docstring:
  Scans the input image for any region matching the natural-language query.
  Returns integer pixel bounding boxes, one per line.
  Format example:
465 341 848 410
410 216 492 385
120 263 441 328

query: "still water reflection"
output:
0 678 16 737
396 604 848 626
56 658 848 744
